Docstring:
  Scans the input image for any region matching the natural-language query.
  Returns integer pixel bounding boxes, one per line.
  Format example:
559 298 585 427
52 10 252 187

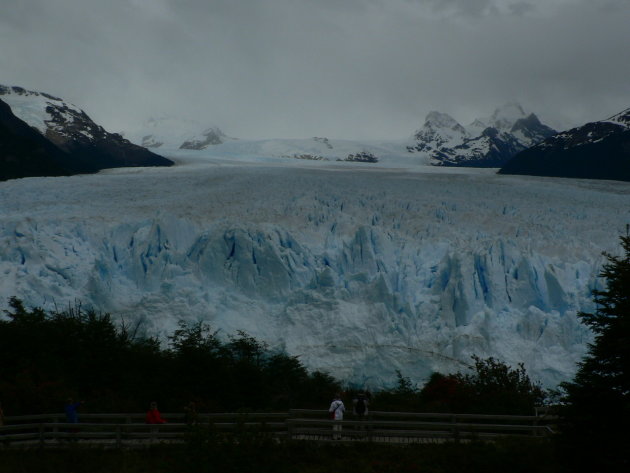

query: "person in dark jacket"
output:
184 401 198 425
64 398 83 423
146 401 167 424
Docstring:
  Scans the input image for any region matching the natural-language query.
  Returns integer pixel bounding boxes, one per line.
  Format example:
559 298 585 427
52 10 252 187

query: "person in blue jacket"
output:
64 398 83 423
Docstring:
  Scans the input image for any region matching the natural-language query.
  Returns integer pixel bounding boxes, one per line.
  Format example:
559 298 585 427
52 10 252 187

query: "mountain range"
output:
124 116 234 151
498 107 630 181
2 84 629 183
408 103 557 167
0 85 172 180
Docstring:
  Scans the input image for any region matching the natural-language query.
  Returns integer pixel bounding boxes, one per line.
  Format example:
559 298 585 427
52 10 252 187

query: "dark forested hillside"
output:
0 298 340 414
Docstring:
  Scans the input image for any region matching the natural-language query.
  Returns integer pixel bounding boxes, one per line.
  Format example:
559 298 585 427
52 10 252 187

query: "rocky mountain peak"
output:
412 111 468 149
424 111 462 130
489 102 527 130
0 84 172 175
409 103 556 167
604 107 630 128
128 116 232 150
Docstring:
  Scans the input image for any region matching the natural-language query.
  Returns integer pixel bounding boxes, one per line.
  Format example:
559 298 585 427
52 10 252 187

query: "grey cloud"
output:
414 0 500 17
509 2 536 16
0 0 629 139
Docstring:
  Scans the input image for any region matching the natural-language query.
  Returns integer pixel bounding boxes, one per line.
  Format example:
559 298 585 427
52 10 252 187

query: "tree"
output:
559 233 630 471
419 356 545 414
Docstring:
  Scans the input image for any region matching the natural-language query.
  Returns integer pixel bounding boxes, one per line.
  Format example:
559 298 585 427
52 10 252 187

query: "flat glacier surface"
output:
2 155 629 388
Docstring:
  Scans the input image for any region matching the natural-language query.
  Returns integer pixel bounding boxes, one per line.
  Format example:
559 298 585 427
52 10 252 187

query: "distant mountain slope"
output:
0 98 72 180
498 107 630 181
408 103 556 167
0 85 173 173
125 116 234 150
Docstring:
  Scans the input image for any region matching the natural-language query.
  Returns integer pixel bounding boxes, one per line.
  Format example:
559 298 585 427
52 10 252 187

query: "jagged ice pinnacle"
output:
1 162 627 389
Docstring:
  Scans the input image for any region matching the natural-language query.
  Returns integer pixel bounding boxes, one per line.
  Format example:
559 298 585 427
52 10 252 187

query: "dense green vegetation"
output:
558 232 630 470
0 298 340 414
370 356 546 415
0 295 548 417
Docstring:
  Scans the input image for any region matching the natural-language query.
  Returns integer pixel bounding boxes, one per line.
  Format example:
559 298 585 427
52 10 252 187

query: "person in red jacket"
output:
146 401 167 424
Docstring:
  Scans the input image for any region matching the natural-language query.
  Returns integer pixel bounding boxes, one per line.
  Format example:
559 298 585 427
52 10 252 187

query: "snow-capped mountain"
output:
0 85 172 173
0 98 72 180
2 154 628 389
408 103 556 167
499 107 630 181
152 133 418 166
125 116 233 151
412 111 469 151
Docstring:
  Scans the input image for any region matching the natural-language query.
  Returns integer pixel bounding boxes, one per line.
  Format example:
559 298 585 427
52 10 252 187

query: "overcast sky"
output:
1 0 629 139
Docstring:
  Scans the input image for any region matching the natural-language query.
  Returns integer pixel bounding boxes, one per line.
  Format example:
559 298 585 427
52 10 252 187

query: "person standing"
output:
328 394 345 440
64 398 83 438
353 392 369 419
146 401 167 424
64 398 83 423
184 401 198 426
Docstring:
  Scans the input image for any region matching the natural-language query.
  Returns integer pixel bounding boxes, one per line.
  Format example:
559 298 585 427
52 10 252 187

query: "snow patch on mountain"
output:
125 116 233 150
408 103 557 167
602 107 630 129
0 85 89 138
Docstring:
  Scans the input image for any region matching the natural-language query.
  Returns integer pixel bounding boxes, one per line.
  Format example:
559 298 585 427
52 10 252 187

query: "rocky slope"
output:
0 98 73 180
499 107 630 181
0 85 173 174
408 103 557 167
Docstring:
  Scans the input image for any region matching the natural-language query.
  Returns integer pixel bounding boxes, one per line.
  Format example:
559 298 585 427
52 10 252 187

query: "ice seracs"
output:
1 160 627 389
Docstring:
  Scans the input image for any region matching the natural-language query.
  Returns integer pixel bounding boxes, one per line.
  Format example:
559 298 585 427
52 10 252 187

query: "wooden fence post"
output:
287 419 293 440
451 414 459 443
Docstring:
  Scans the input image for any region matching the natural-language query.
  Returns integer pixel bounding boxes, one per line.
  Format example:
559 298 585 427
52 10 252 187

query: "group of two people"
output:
329 392 370 420
328 392 369 440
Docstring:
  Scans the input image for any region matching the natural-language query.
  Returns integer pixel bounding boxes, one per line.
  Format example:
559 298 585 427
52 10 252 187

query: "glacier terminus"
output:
1 157 628 389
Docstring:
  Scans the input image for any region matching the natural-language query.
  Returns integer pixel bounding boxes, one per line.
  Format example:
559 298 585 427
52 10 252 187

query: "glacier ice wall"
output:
1 163 628 388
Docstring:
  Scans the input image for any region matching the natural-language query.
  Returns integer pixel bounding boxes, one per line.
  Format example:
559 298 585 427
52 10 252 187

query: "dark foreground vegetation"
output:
1 233 628 471
0 296 547 416
0 437 559 473
0 298 341 414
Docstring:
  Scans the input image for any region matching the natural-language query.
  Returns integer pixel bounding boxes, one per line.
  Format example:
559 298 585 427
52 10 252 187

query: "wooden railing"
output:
287 410 556 442
0 410 556 447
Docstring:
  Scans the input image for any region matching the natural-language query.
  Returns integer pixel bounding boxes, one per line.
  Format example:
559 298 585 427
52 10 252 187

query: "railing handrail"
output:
288 409 553 422
0 409 556 446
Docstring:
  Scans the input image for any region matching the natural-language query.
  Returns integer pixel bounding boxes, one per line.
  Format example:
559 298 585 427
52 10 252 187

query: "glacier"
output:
1 155 629 389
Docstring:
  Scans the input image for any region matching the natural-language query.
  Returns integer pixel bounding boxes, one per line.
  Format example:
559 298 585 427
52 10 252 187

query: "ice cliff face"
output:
1 162 627 388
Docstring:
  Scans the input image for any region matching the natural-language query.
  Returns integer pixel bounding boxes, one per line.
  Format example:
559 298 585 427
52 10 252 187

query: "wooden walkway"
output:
0 409 556 448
